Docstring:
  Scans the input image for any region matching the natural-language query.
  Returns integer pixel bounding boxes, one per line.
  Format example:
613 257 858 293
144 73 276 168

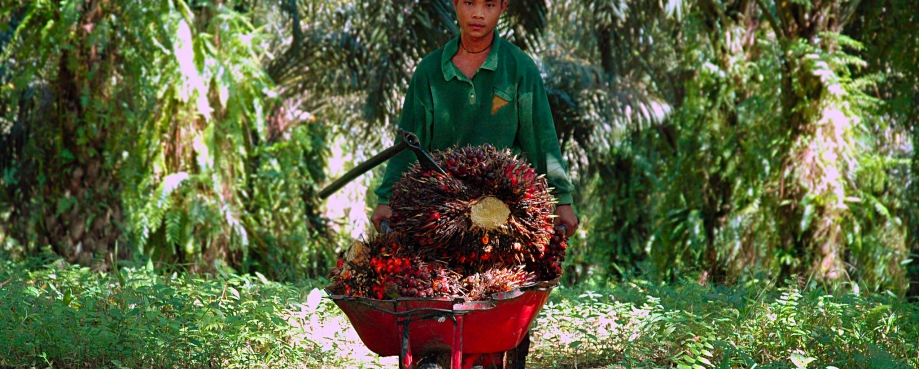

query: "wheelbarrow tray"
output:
328 279 557 358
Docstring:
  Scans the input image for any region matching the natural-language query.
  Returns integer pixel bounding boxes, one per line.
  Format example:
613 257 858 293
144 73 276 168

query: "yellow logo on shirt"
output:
492 94 509 115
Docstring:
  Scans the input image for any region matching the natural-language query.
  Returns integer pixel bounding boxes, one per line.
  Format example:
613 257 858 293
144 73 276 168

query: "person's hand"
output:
554 204 578 238
371 204 393 232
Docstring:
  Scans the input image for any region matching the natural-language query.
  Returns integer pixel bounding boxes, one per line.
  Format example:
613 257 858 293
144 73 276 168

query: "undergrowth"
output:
1 258 917 369
0 259 335 369
532 278 919 369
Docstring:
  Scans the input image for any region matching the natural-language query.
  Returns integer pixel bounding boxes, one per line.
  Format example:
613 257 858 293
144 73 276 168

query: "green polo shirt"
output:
375 34 574 206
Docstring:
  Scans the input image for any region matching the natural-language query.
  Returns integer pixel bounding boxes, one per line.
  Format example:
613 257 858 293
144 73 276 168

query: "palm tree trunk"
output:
37 0 125 268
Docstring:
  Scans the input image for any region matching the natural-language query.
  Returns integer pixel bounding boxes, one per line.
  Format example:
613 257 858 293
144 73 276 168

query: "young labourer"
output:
370 1 578 367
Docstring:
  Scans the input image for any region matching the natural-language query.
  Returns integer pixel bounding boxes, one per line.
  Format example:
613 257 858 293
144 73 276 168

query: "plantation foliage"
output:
3 261 917 368
0 1 917 293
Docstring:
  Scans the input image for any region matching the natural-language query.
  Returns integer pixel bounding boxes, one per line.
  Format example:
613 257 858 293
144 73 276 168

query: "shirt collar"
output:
441 32 502 81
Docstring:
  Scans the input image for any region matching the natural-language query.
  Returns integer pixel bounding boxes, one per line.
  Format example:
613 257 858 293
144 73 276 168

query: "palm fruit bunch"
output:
329 144 567 301
328 231 464 300
373 258 464 299
327 237 376 297
527 226 569 281
462 266 537 301
390 145 556 265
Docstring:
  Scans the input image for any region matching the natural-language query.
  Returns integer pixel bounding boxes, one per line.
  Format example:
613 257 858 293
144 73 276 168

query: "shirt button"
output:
470 93 476 103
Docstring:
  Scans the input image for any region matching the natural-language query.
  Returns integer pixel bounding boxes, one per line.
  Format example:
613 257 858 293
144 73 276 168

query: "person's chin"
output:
464 27 492 38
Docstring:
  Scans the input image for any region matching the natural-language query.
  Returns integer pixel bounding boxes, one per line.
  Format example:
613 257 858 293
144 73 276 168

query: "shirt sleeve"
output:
517 68 575 205
374 71 432 205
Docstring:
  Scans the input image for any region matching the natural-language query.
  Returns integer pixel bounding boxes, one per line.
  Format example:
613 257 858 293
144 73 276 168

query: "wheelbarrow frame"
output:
328 278 558 369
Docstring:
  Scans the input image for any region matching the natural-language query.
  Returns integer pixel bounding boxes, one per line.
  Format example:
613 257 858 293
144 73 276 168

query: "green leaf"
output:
174 0 195 27
661 325 677 337
789 353 815 368
255 271 270 285
59 149 76 163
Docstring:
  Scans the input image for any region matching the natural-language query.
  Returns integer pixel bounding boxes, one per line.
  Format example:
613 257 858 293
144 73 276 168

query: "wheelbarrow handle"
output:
381 220 392 235
556 224 567 235
399 129 447 176
319 129 446 199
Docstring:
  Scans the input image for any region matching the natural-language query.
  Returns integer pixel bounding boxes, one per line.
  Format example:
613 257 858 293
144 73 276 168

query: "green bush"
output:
0 260 334 369
2 258 917 369
532 278 919 369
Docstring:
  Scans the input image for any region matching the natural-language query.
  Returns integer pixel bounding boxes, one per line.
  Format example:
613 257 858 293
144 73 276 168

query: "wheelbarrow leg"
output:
399 319 414 369
451 315 464 369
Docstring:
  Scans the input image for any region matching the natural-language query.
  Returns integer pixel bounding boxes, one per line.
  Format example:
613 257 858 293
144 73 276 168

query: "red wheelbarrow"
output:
328 279 558 369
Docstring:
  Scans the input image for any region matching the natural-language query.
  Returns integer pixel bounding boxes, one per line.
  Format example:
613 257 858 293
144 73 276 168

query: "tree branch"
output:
837 0 862 29
755 0 786 40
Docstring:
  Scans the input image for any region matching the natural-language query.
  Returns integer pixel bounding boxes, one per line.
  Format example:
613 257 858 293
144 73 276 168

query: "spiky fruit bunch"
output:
328 233 397 298
463 267 537 301
327 247 376 297
330 231 465 299
527 227 568 281
390 144 556 261
372 257 463 299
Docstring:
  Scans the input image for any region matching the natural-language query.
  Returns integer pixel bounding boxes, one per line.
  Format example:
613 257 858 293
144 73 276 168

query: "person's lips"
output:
469 23 485 31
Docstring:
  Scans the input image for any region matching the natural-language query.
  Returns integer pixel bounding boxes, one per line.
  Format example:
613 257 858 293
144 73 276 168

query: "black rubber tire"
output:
415 355 445 369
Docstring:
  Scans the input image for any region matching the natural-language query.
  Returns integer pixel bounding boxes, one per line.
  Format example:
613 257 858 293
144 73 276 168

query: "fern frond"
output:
165 210 183 248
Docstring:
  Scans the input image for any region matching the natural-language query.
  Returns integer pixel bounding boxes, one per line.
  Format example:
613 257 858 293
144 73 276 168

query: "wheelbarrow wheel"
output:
415 354 447 369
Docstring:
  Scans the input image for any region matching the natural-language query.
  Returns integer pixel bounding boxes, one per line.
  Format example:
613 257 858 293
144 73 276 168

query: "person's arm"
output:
531 78 575 206
518 64 579 236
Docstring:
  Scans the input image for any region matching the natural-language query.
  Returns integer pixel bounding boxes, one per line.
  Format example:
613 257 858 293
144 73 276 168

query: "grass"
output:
1 259 917 369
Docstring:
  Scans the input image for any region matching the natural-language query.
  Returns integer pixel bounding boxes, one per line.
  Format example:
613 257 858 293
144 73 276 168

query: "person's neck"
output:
461 32 495 54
